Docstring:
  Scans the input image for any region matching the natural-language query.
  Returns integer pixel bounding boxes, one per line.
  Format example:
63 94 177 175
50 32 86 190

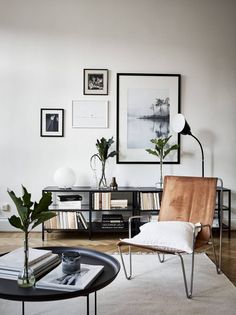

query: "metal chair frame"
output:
118 178 223 299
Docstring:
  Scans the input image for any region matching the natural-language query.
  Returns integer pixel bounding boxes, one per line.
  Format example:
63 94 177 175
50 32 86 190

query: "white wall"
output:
0 0 236 229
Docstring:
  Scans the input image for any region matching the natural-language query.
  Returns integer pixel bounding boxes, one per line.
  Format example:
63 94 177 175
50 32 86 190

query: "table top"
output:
0 247 120 302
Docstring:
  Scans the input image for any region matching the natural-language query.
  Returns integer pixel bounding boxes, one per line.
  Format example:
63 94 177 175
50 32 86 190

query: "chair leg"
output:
209 229 221 274
177 252 194 299
157 253 165 263
118 245 132 280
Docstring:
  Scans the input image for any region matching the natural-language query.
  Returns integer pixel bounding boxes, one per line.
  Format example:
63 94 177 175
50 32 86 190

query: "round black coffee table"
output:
0 247 120 315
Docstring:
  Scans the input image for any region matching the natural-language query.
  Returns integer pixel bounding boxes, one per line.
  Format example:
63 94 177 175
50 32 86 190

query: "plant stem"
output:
24 232 29 283
160 157 163 188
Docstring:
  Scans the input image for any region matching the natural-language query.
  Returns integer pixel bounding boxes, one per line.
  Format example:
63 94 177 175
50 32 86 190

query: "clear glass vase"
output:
155 159 163 188
17 236 35 288
98 161 108 189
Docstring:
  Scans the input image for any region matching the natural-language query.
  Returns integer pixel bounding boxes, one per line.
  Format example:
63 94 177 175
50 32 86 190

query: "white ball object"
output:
54 167 76 188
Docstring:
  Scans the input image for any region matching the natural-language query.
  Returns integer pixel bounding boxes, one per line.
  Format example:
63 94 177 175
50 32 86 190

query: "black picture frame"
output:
83 69 108 95
40 108 64 137
116 73 181 164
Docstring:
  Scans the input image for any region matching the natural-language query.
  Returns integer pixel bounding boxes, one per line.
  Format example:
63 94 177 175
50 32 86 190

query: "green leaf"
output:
32 192 52 220
107 150 117 159
7 189 28 223
31 211 57 230
146 149 159 157
163 144 179 159
22 186 33 208
8 215 25 232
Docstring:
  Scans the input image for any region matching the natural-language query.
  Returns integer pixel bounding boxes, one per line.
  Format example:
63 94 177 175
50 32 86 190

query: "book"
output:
77 212 88 229
0 253 61 280
110 199 128 208
57 195 82 202
0 247 52 271
57 201 82 209
140 192 160 210
36 263 104 291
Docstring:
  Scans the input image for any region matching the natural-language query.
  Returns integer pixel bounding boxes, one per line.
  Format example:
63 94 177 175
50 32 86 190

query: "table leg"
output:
94 291 97 315
22 301 25 315
87 295 89 315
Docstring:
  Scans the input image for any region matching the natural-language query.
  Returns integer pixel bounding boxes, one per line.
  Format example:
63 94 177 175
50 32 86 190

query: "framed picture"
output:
40 108 64 137
117 73 181 164
83 69 108 95
72 100 108 128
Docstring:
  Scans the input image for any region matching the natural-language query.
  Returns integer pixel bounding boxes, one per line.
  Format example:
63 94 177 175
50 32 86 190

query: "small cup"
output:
62 251 81 274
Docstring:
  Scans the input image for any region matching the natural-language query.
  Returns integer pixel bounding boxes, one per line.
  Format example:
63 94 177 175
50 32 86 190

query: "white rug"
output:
0 254 235 315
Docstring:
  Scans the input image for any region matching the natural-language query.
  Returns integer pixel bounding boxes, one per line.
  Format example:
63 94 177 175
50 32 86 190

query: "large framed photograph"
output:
83 69 108 95
117 73 181 164
72 100 108 128
40 108 64 137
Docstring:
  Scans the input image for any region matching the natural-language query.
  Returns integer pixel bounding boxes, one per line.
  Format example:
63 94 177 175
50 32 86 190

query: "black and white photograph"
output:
83 69 108 95
40 108 64 137
117 73 180 163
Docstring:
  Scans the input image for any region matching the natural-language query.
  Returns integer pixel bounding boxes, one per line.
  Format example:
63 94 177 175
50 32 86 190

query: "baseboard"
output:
0 218 15 231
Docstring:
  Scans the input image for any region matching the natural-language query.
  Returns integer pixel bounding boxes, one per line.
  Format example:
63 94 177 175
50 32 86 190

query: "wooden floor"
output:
0 231 235 286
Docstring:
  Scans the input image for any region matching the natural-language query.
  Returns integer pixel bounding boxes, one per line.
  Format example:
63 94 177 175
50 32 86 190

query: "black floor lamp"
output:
172 114 205 177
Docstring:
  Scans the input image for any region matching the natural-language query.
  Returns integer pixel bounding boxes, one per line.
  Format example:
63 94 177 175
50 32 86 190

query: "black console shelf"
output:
42 186 231 240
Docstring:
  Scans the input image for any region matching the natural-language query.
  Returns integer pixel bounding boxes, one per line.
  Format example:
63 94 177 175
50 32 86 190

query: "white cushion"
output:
121 221 200 254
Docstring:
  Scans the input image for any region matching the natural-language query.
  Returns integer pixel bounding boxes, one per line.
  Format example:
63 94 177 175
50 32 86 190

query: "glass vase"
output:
98 161 108 189
155 159 163 188
17 236 35 288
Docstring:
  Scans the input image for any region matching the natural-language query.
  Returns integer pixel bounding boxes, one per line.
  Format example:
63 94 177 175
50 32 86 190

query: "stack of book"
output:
94 193 128 210
45 211 88 230
57 194 82 209
94 193 111 210
101 214 125 229
140 192 160 210
110 199 128 209
0 247 60 280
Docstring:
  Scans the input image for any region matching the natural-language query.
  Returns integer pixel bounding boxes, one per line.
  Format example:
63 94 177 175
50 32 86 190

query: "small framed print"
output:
83 69 108 95
72 100 108 128
40 108 64 137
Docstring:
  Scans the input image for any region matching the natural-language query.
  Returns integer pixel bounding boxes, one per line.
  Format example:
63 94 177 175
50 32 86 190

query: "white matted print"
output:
117 73 181 163
72 100 108 128
40 108 64 137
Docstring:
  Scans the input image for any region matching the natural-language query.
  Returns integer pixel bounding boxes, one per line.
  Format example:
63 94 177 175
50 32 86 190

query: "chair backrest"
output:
159 176 217 243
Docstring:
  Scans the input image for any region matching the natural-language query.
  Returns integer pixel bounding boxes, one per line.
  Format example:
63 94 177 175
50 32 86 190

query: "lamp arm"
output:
190 134 205 177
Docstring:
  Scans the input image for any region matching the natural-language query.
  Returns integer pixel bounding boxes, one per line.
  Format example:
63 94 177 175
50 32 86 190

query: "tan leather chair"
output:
117 176 223 298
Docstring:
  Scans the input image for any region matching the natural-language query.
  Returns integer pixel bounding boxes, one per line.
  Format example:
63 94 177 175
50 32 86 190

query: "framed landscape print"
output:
72 100 108 128
83 69 108 95
40 108 64 137
117 73 181 164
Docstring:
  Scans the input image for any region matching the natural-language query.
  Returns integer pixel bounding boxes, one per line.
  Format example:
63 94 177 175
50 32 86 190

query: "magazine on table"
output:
36 263 104 292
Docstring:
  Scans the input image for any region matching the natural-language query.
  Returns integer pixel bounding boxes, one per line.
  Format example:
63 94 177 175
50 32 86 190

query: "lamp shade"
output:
172 114 191 135
54 167 76 188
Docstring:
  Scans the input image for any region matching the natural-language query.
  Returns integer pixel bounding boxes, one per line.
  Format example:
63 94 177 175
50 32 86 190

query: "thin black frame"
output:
83 69 109 95
116 73 181 164
40 108 64 137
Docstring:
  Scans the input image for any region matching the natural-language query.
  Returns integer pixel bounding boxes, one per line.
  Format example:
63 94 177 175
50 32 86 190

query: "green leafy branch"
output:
146 135 179 161
90 137 117 164
8 186 56 233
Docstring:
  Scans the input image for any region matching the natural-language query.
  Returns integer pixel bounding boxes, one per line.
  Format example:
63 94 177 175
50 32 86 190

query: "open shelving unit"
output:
42 186 231 241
